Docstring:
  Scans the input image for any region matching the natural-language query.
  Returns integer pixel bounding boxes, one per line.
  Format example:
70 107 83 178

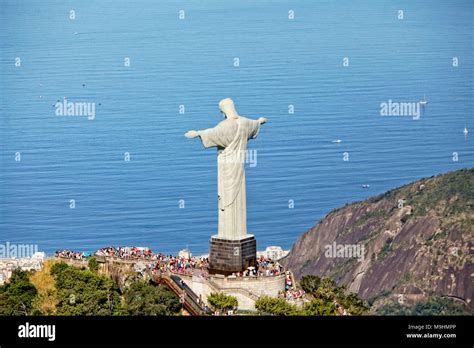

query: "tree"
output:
0 269 38 316
300 275 369 316
123 281 180 316
320 277 337 290
412 297 469 315
376 296 471 316
88 257 99 273
304 298 337 316
337 292 369 315
255 296 299 316
207 293 238 313
50 262 122 315
300 275 321 294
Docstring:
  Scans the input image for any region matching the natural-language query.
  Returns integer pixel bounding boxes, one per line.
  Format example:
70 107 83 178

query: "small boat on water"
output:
332 139 342 143
419 94 428 105
362 184 370 188
464 127 469 136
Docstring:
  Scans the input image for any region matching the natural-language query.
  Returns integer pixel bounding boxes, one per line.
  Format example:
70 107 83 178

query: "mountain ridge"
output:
282 168 473 312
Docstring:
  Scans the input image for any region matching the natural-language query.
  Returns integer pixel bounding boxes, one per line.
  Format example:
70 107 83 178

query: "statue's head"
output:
219 98 239 119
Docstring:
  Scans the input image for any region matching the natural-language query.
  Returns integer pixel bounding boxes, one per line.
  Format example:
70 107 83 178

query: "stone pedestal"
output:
208 234 256 275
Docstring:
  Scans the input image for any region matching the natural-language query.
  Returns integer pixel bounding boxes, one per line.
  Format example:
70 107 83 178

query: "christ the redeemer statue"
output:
185 98 267 274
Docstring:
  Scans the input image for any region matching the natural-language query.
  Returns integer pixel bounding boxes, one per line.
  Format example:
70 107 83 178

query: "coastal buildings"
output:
0 252 45 285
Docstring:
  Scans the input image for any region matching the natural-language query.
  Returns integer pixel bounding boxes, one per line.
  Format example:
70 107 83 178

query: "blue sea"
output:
0 0 472 256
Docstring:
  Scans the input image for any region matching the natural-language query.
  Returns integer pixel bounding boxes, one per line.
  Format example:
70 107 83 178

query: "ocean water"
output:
0 0 472 256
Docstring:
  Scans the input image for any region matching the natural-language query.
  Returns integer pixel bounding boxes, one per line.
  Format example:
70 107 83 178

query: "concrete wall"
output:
210 274 285 297
182 274 286 311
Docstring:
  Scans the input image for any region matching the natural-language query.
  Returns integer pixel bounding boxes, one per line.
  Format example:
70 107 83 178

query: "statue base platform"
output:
208 234 257 275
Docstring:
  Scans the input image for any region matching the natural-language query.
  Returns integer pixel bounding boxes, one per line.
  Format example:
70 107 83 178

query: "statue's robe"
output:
198 116 260 240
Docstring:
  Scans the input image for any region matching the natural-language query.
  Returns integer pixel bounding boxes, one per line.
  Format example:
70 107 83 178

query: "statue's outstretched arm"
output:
185 124 225 148
184 130 199 139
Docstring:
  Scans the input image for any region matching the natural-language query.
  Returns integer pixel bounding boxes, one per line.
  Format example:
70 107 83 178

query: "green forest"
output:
0 260 180 316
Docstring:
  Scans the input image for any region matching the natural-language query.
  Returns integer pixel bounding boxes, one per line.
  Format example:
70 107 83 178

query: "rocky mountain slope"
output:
283 168 473 311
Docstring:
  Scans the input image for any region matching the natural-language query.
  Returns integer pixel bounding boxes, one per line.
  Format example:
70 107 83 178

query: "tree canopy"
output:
0 269 38 316
207 292 238 312
255 296 299 316
50 262 122 315
255 275 369 316
123 281 180 315
300 275 369 316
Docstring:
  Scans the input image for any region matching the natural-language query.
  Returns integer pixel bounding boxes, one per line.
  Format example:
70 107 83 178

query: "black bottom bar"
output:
0 316 472 347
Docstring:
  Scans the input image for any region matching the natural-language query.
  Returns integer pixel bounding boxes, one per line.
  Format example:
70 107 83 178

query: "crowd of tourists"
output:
55 247 288 281
151 254 209 276
55 249 90 259
95 246 155 259
257 256 283 276
55 245 210 274
229 256 283 278
285 272 305 300
286 288 305 300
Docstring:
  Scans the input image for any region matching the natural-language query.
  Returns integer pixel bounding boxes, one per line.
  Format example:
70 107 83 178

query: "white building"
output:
0 252 46 284
257 246 289 261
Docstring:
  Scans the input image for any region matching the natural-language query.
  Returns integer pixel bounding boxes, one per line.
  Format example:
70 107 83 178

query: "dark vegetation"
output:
0 263 180 316
255 275 369 316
